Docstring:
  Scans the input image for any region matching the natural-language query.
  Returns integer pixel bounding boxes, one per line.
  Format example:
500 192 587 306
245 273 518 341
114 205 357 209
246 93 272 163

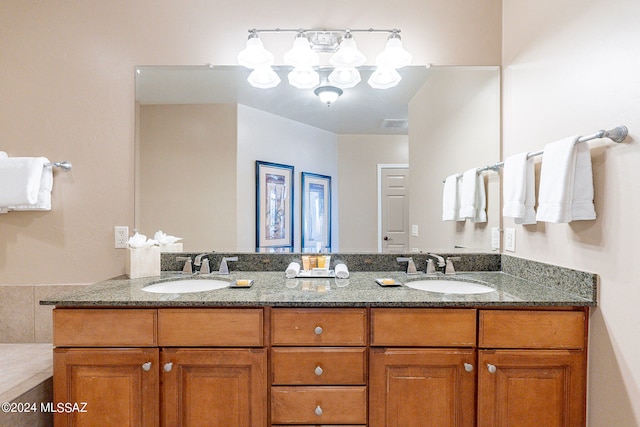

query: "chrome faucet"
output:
218 256 238 275
397 257 418 275
194 254 211 275
426 253 446 274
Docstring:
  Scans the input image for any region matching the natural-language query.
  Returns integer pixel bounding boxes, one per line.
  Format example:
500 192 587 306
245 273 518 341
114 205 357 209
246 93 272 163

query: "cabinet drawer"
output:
54 308 157 347
479 310 585 349
158 308 263 347
271 386 367 424
272 309 367 346
371 308 476 347
272 348 366 385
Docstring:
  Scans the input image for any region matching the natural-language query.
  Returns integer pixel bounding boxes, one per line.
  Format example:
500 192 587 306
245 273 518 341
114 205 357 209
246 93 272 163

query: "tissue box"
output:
126 246 161 279
160 243 183 253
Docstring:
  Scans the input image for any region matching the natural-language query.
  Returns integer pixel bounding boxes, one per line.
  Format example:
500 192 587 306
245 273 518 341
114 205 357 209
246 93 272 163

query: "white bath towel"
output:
459 168 487 223
442 174 462 221
536 136 596 223
334 263 350 279
503 152 537 225
285 262 301 278
9 164 53 211
0 156 47 206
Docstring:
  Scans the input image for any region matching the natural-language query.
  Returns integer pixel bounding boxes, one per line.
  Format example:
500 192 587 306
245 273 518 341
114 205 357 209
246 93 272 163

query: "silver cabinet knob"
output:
314 326 323 335
464 363 473 372
315 366 324 376
141 362 152 371
487 363 497 374
163 362 174 372
314 405 323 416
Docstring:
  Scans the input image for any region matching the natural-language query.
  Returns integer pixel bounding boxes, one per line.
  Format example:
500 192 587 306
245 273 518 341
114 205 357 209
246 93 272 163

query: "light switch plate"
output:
491 227 500 250
411 224 419 237
505 228 516 252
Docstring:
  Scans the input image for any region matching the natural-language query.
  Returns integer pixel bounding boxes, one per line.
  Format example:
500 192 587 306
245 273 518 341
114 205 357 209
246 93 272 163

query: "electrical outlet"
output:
491 227 500 250
115 226 129 249
505 228 516 252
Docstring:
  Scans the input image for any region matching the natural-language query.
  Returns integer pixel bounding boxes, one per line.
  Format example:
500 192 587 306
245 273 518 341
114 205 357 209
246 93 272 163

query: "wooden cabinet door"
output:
161 348 267 427
369 348 476 427
53 347 159 427
478 350 586 427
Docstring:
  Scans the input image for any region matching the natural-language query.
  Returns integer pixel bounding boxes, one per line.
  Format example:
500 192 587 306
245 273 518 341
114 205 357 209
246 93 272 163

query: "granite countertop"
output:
40 270 596 308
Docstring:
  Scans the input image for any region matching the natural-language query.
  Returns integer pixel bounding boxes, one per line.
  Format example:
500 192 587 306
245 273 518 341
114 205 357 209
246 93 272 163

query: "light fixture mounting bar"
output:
247 28 401 35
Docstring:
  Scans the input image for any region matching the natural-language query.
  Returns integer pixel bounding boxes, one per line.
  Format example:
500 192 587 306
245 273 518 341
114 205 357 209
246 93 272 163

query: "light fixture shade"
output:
314 85 343 105
330 35 366 67
328 67 361 89
288 67 320 89
284 35 320 68
237 36 274 69
247 65 281 88
368 66 402 89
375 35 413 69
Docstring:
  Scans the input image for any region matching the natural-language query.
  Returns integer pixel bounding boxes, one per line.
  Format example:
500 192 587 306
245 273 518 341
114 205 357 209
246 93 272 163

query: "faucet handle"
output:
199 258 210 275
219 256 238 275
445 257 461 275
176 256 193 275
397 257 418 275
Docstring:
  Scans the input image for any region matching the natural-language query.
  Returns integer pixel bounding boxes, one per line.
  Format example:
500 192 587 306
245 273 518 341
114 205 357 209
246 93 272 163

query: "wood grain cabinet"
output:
53 308 267 427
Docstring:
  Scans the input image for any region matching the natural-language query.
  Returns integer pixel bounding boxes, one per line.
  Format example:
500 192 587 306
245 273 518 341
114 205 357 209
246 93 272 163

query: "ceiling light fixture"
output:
238 28 412 92
314 85 343 106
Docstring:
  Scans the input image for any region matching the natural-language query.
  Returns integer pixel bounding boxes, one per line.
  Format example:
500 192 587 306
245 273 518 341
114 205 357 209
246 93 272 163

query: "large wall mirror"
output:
135 65 500 253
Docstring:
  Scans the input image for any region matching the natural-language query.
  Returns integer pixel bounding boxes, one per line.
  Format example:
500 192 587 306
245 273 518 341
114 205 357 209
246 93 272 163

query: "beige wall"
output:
138 104 238 252
503 0 640 424
0 0 500 285
409 66 501 252
337 134 408 252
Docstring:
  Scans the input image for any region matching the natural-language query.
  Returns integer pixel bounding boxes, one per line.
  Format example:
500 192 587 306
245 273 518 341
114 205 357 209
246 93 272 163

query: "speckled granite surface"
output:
40 264 596 308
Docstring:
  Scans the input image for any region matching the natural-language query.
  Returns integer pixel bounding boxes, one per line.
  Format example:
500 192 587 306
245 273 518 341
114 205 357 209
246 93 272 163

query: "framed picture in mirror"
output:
256 161 294 252
301 172 331 252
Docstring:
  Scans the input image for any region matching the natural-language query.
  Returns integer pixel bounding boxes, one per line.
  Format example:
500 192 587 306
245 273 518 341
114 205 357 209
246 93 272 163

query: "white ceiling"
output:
135 65 432 135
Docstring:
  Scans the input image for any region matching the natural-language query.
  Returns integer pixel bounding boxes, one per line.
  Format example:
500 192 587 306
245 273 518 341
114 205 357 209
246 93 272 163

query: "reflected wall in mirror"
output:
135 65 500 253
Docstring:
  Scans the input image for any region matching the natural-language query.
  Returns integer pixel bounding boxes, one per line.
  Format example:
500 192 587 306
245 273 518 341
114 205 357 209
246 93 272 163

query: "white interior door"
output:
379 166 410 253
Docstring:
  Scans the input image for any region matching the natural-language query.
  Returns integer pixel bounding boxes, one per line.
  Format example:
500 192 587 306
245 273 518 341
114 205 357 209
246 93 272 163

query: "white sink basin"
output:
142 279 229 294
404 279 496 294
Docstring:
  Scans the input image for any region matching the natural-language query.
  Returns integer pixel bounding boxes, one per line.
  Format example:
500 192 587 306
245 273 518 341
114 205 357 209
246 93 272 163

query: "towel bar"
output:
44 161 72 171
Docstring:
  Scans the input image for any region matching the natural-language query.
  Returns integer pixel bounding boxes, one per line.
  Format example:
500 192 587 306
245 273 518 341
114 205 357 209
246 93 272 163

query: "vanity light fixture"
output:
238 27 412 91
314 85 343 106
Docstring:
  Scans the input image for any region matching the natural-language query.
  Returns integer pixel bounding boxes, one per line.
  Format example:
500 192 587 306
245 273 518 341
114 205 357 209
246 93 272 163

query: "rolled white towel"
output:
0 156 47 206
334 263 350 279
285 262 301 278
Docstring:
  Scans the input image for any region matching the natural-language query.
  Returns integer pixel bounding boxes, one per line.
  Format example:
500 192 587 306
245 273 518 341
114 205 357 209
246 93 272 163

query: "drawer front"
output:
54 308 157 347
158 308 263 347
272 348 366 385
271 386 367 424
371 308 476 347
479 310 585 349
272 309 367 346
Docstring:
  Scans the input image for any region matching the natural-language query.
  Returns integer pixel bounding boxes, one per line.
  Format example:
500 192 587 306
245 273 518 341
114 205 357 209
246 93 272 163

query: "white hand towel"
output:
473 174 487 223
442 174 462 221
503 152 537 225
0 156 47 206
459 168 477 219
0 152 7 159
8 163 53 211
536 136 596 223
334 263 350 279
285 262 301 278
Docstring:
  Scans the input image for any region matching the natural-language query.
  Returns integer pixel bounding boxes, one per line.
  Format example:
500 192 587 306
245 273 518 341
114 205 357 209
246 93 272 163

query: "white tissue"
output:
127 232 158 249
285 262 301 278
153 230 183 245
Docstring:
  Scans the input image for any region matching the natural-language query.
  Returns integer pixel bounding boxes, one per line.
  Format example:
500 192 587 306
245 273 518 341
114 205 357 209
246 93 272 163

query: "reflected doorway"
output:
378 165 410 253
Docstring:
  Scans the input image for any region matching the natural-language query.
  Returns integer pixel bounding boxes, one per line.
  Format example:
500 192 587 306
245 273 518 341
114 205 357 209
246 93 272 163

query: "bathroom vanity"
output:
43 255 595 427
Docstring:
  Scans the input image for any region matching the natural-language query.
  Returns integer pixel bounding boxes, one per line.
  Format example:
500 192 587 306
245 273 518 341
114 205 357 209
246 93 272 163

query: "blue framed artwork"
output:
301 172 331 252
255 161 294 252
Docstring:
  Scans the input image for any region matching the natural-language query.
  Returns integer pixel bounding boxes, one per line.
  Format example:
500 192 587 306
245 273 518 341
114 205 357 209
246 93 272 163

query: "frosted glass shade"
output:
330 37 366 67
368 66 402 89
284 36 319 67
247 65 281 88
375 37 413 69
314 86 343 105
288 67 320 89
237 37 274 69
328 67 361 88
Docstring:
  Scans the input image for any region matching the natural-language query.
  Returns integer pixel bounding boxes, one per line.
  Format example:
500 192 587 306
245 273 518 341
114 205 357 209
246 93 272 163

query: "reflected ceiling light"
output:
375 30 413 69
288 66 320 89
314 85 343 106
238 28 412 91
328 66 361 88
330 31 366 68
368 66 402 89
237 31 274 69
247 65 281 89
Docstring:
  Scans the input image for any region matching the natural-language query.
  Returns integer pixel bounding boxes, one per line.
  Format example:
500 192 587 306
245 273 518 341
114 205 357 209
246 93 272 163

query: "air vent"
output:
381 119 408 129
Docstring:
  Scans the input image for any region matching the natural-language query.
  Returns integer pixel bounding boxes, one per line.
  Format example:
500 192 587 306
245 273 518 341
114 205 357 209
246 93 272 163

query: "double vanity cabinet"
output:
52 304 587 426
